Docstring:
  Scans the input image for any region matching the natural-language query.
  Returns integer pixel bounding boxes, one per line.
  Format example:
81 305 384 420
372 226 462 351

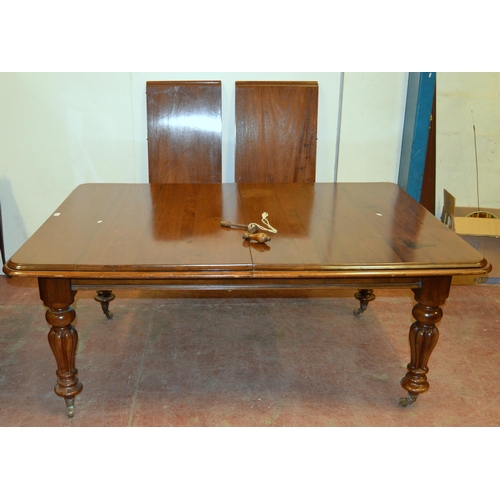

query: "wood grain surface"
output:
235 82 318 183
4 183 489 279
147 81 222 183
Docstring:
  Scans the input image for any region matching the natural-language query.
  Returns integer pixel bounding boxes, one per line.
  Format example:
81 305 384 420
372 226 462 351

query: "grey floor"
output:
1 275 498 498
1 276 500 427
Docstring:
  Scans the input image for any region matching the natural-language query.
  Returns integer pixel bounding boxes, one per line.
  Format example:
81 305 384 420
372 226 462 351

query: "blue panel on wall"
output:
398 72 436 202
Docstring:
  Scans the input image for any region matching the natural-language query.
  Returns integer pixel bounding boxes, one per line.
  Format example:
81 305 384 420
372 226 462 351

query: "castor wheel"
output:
102 305 113 320
353 289 375 317
353 305 367 316
94 290 115 319
65 397 76 418
399 394 418 407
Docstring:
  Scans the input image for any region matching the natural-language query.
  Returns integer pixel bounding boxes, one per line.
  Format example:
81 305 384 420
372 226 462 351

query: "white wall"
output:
337 72 408 182
436 72 500 214
0 72 408 270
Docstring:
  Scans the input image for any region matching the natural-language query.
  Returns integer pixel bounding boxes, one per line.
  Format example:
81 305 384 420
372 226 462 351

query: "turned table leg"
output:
399 276 451 407
39 278 83 418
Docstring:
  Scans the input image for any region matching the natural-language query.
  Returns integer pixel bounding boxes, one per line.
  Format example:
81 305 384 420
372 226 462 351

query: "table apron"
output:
71 277 423 292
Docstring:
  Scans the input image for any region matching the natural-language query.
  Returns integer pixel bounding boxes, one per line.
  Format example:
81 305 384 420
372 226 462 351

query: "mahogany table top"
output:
4 182 490 280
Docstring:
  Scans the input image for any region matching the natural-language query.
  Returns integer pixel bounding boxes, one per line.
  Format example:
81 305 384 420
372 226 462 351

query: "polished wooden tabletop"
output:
3 182 492 417
5 182 489 280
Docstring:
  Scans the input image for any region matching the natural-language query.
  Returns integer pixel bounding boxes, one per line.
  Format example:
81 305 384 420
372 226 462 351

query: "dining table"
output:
3 182 491 417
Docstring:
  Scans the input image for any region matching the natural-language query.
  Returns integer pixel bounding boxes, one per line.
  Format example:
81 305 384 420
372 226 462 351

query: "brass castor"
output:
353 289 375 316
399 394 418 407
65 397 76 418
94 290 115 319
353 304 368 316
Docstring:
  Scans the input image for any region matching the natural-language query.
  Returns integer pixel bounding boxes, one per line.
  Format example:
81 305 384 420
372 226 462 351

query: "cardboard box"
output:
441 190 500 285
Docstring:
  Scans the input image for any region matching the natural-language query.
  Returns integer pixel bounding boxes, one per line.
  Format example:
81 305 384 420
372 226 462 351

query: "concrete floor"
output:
1 275 500 427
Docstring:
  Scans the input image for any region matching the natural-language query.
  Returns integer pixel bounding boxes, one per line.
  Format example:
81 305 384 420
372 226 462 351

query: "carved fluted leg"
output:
354 289 375 316
399 276 451 407
39 278 83 417
94 289 115 319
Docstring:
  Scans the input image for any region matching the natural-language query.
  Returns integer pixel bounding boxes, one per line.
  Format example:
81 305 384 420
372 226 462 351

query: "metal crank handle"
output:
221 221 258 233
242 232 271 244
221 220 247 229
